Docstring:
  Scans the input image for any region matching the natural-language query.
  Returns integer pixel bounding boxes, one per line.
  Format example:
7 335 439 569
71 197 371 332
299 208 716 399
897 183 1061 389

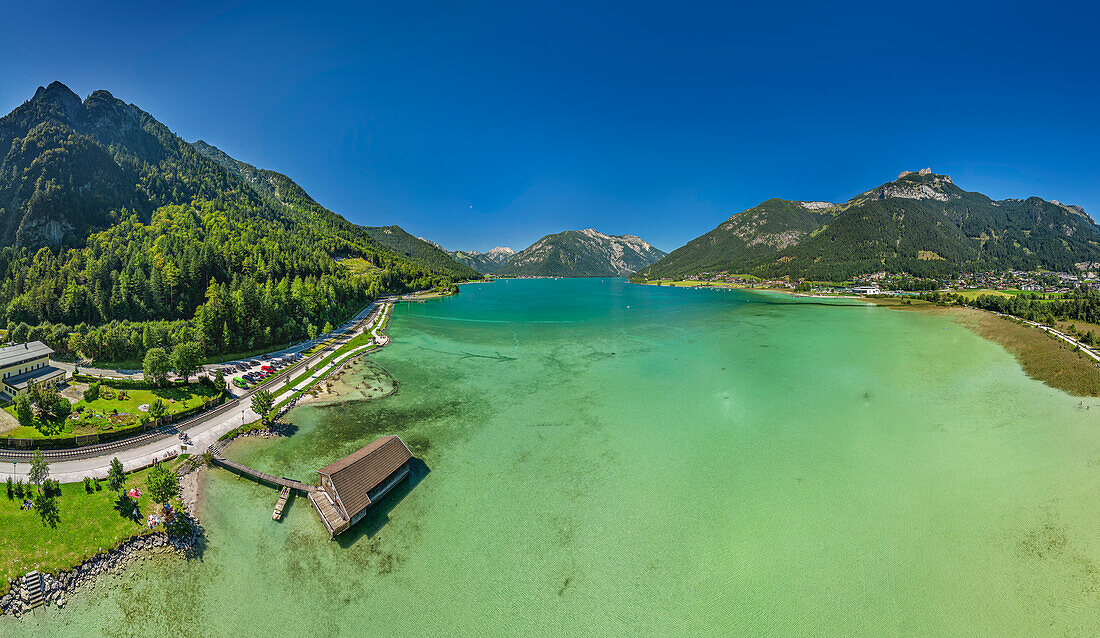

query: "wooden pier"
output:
209 454 311 492
272 486 291 520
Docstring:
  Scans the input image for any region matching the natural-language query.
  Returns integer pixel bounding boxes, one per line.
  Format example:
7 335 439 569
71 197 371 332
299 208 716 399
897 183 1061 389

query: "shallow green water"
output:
4 279 1099 636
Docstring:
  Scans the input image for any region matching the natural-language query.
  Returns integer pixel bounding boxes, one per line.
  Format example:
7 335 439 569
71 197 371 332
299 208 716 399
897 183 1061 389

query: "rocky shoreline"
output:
1 474 205 619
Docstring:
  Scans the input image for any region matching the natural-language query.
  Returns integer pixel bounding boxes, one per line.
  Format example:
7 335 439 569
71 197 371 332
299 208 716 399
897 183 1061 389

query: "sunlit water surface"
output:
4 279 1098 636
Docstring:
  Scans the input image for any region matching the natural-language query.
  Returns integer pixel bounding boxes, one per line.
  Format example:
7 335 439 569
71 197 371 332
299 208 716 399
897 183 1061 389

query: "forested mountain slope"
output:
192 141 477 281
0 82 470 363
638 170 1100 281
361 226 478 279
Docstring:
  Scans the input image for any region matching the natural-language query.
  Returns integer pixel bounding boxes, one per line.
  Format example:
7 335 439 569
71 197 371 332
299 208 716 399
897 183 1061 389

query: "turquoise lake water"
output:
3 278 1098 636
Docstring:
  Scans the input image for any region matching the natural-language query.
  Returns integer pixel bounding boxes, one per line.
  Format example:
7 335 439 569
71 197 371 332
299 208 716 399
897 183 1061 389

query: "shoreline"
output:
633 279 1100 397
870 298 1100 397
0 301 400 618
0 460 204 618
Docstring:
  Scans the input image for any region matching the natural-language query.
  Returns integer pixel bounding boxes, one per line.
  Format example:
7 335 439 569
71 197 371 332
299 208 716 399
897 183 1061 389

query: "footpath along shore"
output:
0 300 396 483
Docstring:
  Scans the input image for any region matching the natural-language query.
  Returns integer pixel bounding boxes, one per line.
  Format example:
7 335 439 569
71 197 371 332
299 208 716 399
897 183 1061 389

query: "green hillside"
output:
192 141 478 281
362 226 479 280
0 82 471 364
638 171 1100 281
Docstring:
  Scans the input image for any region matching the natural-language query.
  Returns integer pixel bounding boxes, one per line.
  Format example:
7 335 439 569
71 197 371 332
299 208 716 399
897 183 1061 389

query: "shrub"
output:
5 476 12 499
94 477 102 491
84 476 94 493
83 382 101 403
14 479 24 498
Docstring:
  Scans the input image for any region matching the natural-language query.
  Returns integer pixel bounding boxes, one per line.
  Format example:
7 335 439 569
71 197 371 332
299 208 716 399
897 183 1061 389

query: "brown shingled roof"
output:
318 435 412 519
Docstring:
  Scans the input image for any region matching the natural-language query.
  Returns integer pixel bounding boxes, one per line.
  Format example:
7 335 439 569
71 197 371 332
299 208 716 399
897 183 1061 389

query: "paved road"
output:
0 301 393 483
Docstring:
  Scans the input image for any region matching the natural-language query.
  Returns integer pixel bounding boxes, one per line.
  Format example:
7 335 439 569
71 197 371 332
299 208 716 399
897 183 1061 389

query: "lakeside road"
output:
0 300 395 483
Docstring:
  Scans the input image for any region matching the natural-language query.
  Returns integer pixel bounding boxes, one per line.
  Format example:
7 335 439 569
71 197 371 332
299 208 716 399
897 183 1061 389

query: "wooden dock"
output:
272 486 291 520
208 452 311 493
307 488 350 537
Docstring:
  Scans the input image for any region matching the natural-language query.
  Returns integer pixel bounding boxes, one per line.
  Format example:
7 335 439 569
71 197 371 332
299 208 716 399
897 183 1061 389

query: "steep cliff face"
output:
496 229 666 277
0 81 247 247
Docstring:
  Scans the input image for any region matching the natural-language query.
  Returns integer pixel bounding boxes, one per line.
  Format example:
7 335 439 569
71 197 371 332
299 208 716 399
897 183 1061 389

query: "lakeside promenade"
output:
0 300 394 483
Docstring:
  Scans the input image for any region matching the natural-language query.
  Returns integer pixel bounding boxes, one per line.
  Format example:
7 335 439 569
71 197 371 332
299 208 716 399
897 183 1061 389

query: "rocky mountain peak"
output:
866 169 956 202
28 81 82 123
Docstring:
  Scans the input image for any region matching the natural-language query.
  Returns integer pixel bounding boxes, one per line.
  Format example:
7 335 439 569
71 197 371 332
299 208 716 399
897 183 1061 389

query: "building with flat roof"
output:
309 435 413 537
0 341 66 400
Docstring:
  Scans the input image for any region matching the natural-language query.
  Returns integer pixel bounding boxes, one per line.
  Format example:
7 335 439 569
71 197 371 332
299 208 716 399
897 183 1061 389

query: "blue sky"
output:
2 1 1098 252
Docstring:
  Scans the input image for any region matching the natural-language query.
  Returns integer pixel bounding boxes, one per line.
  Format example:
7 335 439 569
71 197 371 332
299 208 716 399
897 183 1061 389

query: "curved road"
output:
0 301 394 483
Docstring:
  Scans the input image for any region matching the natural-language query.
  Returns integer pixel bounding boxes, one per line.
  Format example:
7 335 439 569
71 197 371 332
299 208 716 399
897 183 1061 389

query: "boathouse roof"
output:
318 435 412 518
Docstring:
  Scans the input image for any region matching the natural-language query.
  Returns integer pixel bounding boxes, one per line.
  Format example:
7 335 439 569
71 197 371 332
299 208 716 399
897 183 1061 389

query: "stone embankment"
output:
1 471 204 619
1 525 201 617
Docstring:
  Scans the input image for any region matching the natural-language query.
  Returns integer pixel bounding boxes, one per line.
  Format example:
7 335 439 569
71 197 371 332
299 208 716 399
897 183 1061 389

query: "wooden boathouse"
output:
209 434 413 538
307 435 413 537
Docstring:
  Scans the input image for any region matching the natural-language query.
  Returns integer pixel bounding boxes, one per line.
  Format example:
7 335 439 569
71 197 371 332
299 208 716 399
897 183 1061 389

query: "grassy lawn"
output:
263 313 384 415
2 384 220 440
339 257 383 278
0 464 182 585
642 279 769 288
402 289 456 300
1057 319 1100 339
952 289 1065 301
83 357 143 370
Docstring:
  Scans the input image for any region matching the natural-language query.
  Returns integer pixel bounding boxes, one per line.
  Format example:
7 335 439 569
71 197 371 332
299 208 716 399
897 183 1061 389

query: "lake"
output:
3 278 1097 636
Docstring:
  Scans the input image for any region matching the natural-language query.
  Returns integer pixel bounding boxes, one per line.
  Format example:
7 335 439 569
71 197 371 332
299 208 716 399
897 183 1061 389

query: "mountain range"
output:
638 169 1100 281
447 247 516 274
488 229 666 277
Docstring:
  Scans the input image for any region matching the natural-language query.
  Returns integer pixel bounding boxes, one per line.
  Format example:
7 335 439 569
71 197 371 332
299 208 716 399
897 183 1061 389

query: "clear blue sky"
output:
2 1 1097 253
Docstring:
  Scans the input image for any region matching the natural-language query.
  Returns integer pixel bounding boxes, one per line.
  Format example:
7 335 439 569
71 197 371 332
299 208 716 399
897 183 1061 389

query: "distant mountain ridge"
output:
448 246 516 274
495 229 666 277
639 169 1100 281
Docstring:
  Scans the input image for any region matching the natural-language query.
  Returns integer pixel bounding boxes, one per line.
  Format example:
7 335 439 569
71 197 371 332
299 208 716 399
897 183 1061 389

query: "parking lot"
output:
213 352 305 391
